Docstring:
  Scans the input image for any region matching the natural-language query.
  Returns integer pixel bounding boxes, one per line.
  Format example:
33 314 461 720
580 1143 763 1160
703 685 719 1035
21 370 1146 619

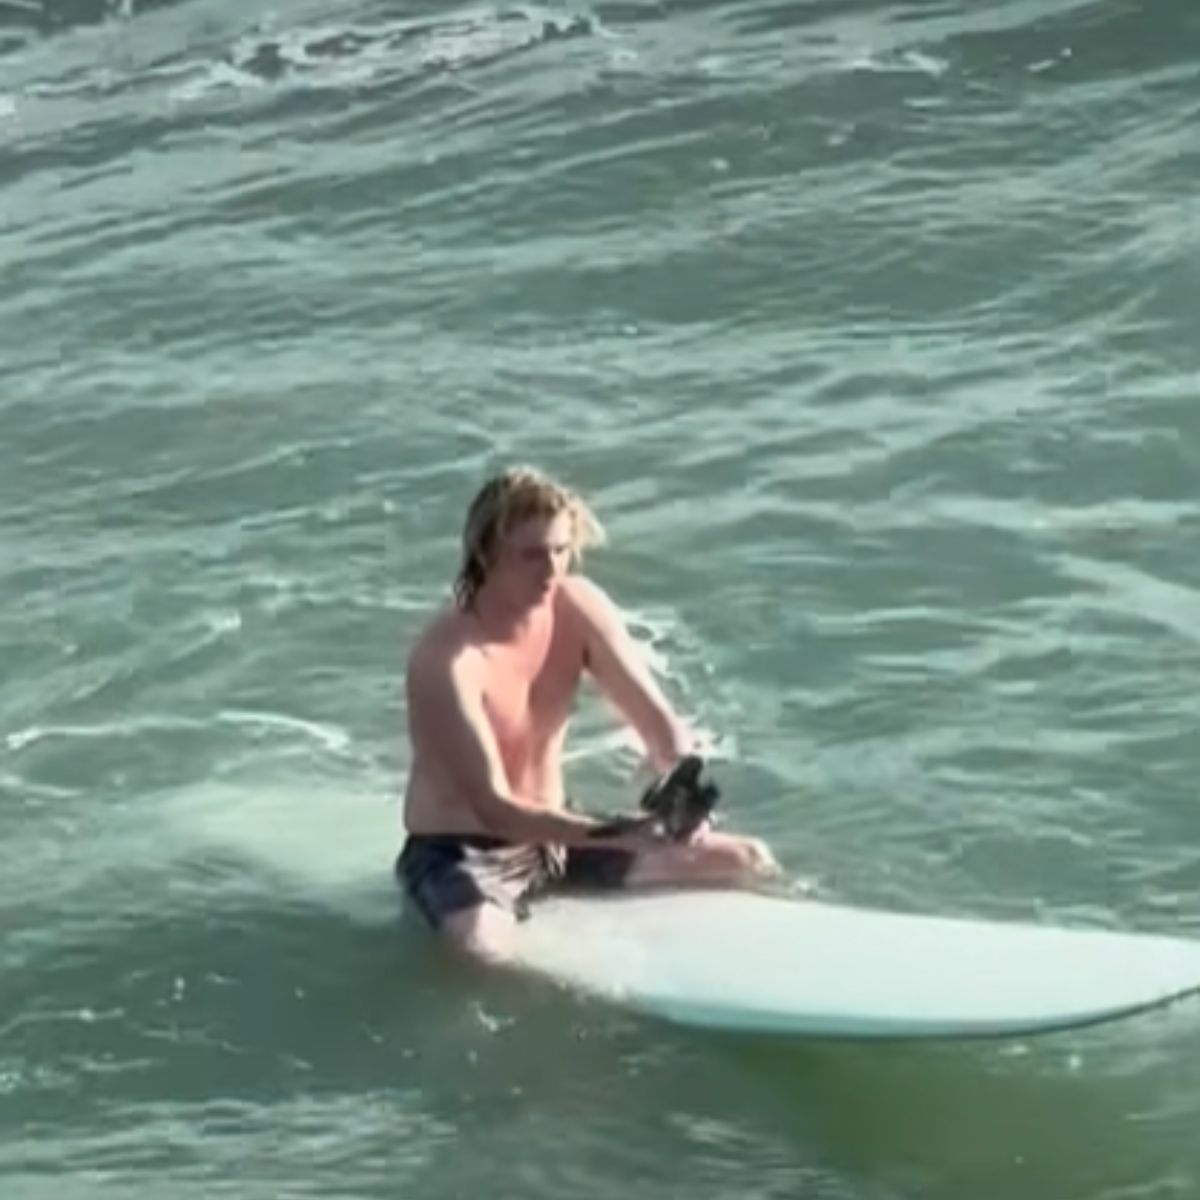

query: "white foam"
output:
160 777 399 924
202 608 243 636
4 713 206 752
214 708 354 756
168 62 266 103
848 48 949 77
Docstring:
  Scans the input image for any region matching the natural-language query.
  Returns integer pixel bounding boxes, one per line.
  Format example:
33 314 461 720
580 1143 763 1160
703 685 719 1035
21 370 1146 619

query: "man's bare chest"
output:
478 625 583 744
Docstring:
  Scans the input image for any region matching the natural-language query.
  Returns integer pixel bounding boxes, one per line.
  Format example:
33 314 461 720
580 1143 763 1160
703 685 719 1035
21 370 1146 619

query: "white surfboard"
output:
509 890 1200 1039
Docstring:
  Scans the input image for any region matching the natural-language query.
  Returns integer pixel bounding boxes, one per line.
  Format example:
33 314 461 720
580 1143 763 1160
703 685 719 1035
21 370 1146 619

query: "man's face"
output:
490 511 574 608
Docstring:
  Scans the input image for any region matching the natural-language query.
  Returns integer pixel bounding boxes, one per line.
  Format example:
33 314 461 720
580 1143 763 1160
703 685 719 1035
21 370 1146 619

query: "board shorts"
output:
396 834 637 928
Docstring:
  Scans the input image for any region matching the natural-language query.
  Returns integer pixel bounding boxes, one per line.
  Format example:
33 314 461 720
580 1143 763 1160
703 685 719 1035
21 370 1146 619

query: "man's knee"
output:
741 835 779 877
706 833 779 882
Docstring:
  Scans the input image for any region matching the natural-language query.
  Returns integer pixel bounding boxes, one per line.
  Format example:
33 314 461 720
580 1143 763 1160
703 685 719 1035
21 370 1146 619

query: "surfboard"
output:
508 890 1200 1039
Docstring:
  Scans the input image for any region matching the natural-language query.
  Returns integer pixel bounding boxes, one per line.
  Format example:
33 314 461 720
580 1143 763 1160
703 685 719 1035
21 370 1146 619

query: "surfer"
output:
397 466 779 961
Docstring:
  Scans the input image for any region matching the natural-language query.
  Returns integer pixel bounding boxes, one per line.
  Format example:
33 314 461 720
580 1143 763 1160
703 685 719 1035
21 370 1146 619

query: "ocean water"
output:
3 0 1200 1196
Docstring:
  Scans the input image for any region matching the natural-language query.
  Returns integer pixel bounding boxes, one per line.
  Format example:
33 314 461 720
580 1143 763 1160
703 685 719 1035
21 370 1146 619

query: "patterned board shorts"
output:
395 834 636 928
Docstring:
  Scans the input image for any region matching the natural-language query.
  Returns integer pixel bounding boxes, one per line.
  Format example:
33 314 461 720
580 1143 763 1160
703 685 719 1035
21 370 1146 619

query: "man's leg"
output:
624 829 780 890
439 901 520 965
398 836 535 963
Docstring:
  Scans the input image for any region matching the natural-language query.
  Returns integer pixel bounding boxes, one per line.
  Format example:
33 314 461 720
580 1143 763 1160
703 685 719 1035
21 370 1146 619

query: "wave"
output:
4 3 606 96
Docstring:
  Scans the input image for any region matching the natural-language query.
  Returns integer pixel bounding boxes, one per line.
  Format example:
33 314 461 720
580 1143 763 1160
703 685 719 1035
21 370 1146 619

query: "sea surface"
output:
3 0 1200 1197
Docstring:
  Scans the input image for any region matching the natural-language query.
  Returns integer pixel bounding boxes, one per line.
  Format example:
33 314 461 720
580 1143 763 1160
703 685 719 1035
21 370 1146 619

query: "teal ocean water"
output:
3 1 1200 1196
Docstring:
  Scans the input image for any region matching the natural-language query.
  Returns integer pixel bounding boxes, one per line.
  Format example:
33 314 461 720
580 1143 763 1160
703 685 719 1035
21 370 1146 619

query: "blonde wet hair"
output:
454 466 606 609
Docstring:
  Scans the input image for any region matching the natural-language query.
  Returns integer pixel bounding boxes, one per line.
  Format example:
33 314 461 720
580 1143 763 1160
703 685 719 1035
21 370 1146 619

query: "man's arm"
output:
567 576 695 772
407 641 616 845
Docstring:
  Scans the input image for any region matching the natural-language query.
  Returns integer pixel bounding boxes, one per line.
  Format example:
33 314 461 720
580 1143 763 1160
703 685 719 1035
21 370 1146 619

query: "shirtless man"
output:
397 466 778 961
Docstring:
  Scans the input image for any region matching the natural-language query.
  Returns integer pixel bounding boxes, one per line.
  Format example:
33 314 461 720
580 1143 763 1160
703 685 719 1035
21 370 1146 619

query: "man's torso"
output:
404 582 588 835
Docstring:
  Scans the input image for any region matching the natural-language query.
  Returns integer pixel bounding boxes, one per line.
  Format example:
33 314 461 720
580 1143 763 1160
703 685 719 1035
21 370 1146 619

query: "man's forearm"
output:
475 790 601 845
641 711 696 774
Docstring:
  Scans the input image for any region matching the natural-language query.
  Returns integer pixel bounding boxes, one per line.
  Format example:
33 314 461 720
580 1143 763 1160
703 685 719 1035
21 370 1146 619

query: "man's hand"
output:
585 812 662 847
585 755 722 849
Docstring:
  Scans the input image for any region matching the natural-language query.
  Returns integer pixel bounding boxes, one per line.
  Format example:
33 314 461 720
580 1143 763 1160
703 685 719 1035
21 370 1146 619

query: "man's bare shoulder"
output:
559 573 614 614
559 573 622 629
406 606 481 687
